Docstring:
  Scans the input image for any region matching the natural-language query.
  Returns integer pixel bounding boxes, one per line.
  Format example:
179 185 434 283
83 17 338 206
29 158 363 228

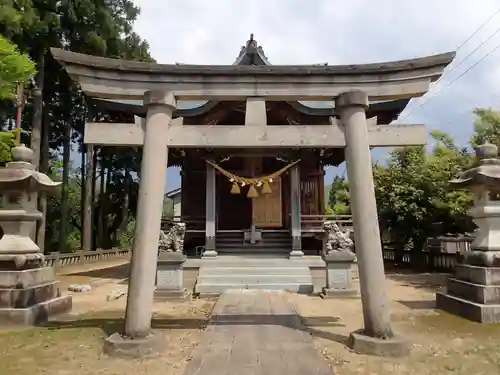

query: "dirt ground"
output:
1 263 500 375
290 269 500 375
0 261 216 375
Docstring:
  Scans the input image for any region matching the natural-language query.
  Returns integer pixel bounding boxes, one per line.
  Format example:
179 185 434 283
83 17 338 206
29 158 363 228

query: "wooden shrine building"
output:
50 35 455 259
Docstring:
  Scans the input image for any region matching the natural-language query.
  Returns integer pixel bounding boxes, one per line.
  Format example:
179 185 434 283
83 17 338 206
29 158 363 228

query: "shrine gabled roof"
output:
232 34 271 66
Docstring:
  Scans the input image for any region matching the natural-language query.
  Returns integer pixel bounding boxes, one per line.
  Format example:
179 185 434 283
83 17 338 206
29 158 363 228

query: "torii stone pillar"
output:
104 90 176 357
336 91 409 356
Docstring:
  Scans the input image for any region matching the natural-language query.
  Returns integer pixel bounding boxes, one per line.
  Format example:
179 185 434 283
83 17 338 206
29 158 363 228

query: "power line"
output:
454 6 500 51
400 5 500 117
400 40 500 122
443 25 500 81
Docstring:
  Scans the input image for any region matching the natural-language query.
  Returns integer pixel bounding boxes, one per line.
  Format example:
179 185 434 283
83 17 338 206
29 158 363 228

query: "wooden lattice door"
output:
252 176 283 227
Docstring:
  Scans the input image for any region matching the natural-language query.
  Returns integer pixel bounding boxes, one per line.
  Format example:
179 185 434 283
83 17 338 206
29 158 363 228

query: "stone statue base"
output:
320 251 358 299
436 262 500 323
0 267 72 325
155 252 189 300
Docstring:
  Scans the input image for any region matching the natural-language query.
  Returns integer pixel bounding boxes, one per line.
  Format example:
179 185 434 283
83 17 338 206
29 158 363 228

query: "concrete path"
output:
183 290 332 375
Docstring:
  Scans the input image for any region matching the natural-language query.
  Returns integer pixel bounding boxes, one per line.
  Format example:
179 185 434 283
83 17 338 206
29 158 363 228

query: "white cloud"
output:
130 0 500 188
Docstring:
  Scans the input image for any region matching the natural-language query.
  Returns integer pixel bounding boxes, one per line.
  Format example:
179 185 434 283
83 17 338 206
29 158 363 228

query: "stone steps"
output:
200 266 311 275
195 283 314 294
195 259 314 295
197 257 306 267
217 241 291 246
215 247 291 254
215 231 291 254
198 274 313 284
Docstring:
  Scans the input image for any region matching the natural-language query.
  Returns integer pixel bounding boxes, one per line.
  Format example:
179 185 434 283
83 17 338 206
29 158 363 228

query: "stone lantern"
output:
0 144 72 325
436 142 500 323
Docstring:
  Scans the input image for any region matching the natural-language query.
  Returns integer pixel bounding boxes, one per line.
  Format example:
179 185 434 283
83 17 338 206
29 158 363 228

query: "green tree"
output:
327 175 350 214
0 130 16 165
470 108 500 147
162 197 175 219
0 36 35 100
0 0 153 253
373 131 473 263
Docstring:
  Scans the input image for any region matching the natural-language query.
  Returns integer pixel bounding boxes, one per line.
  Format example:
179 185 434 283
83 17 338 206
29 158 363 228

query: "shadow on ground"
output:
43 311 349 346
44 315 208 336
386 268 449 293
397 299 436 310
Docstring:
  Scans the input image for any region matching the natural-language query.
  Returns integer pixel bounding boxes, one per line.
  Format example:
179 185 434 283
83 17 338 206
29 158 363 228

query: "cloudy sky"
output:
129 0 500 191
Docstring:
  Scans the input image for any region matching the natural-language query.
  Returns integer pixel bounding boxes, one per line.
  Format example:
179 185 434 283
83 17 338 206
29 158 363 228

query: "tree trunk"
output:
97 149 105 249
118 166 130 237
31 51 44 169
91 148 98 249
31 51 44 243
82 144 94 251
37 109 50 252
80 143 85 249
58 125 71 252
104 157 112 248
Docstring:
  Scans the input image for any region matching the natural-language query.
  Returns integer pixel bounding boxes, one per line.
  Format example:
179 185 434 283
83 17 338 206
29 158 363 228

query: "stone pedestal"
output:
289 248 304 259
154 251 188 300
320 251 357 298
202 248 218 258
0 267 72 325
436 262 500 323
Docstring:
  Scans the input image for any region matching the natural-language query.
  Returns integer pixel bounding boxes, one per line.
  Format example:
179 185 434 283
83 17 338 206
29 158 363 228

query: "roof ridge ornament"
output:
234 33 271 65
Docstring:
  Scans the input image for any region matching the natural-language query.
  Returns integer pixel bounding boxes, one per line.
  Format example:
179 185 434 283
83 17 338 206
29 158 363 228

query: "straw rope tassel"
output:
247 184 259 198
230 182 241 194
261 181 272 194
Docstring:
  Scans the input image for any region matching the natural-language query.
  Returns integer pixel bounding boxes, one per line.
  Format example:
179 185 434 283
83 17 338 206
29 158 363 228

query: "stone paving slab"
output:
183 290 332 375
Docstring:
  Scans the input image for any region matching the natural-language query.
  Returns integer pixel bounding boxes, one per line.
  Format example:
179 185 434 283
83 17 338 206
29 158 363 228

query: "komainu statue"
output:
159 222 186 252
323 220 354 253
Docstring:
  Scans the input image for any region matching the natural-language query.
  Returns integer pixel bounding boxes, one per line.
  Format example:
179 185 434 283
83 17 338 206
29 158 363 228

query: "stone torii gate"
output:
50 47 455 356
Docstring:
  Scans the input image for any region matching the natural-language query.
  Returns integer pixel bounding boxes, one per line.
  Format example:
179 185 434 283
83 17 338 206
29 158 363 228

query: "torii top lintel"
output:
50 35 455 102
